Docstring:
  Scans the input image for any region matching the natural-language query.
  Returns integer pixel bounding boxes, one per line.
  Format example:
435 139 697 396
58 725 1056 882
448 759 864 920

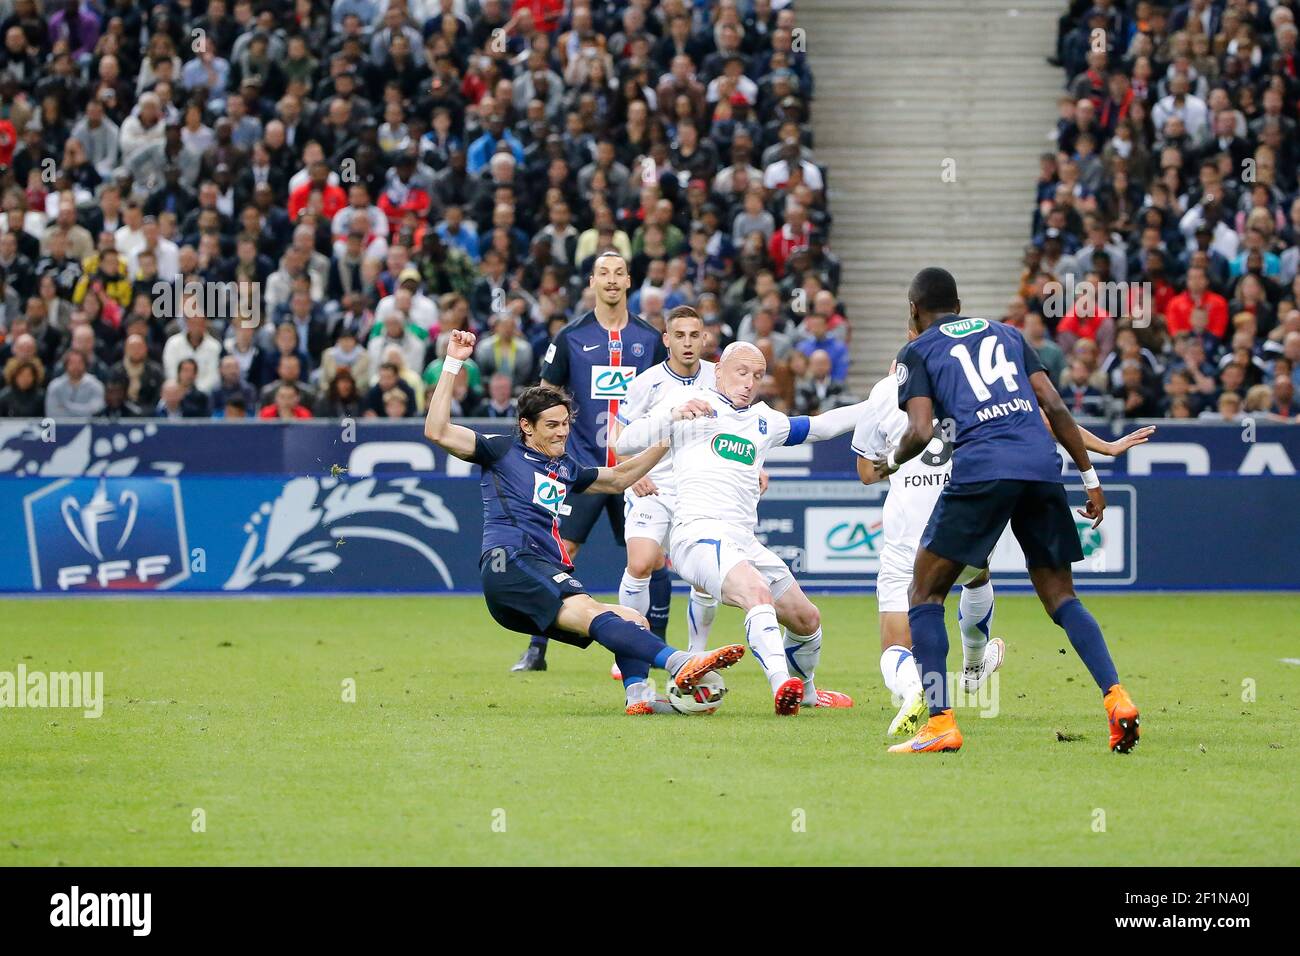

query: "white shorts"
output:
875 540 983 613
624 488 674 549
670 520 795 603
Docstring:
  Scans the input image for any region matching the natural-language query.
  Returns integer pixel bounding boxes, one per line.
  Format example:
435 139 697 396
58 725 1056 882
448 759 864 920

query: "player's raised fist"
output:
672 398 714 421
447 330 477 360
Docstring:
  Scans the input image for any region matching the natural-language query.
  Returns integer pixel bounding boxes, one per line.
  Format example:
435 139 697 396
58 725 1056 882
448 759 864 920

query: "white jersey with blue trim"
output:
660 386 807 534
850 375 953 550
616 359 716 494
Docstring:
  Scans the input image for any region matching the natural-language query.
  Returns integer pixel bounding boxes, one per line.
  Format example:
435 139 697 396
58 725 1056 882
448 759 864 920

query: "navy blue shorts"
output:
559 491 626 546
480 547 593 648
921 479 1084 571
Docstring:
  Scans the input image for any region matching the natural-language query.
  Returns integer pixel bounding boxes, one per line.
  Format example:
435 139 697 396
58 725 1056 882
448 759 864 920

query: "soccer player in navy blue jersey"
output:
510 251 670 672
876 267 1140 754
424 329 745 714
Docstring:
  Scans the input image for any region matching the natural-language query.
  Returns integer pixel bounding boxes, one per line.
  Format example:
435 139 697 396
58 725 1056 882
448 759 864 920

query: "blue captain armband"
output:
783 416 811 446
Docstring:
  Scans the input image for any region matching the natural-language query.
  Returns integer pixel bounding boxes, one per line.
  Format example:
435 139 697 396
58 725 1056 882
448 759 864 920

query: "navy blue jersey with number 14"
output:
896 316 1062 484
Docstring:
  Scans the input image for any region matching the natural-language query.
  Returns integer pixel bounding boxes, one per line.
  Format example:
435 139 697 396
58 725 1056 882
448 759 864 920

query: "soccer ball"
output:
667 670 727 715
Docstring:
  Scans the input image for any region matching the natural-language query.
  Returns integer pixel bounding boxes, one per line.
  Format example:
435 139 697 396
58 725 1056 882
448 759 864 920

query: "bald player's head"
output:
716 341 767 408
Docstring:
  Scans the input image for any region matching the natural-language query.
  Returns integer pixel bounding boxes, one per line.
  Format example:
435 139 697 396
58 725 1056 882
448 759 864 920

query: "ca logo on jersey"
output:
711 434 756 465
532 473 571 516
938 317 989 338
591 366 636 399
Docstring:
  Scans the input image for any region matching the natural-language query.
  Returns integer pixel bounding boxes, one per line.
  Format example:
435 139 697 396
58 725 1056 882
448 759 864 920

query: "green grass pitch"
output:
2 593 1297 866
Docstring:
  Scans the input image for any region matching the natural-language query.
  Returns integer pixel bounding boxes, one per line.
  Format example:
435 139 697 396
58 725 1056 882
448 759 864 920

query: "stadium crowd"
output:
0 0 853 422
1018 0 1300 422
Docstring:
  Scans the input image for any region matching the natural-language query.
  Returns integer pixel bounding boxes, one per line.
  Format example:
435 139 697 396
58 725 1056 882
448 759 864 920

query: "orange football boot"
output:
887 708 963 754
1104 683 1140 753
774 676 804 715
810 689 854 708
672 643 746 691
625 701 655 715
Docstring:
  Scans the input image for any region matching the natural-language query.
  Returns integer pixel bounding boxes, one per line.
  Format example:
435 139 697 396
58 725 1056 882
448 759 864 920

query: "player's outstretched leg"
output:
555 596 744 714
512 636 547 672
774 582 852 710
958 571 1004 693
888 547 966 754
1029 566 1139 753
687 589 717 652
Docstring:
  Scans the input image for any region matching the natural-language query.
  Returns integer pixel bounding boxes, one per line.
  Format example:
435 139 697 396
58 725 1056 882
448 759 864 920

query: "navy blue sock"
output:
618 656 651 687
529 635 548 652
647 568 672 638
908 603 951 715
589 611 671 668
1051 597 1119 694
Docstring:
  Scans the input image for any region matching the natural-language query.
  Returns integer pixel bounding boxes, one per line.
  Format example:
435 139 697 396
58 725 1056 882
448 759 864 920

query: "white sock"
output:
880 645 923 703
783 627 823 703
958 581 995 668
687 590 717 652
744 604 789 693
625 681 653 707
618 570 651 618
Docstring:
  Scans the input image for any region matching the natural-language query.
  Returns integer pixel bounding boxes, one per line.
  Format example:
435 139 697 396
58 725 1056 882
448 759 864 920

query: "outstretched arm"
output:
423 330 480 460
796 398 874 443
586 444 670 493
1039 408 1155 456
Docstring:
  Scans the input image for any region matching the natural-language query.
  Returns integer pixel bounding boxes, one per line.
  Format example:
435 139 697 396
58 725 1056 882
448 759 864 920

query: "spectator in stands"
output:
45 348 104 417
163 311 222 393
260 380 312 420
794 349 851 415
209 355 256 415
793 312 849 383
259 354 315 411
475 373 517 419
0 355 44 417
365 362 417 419
1061 357 1108 417
313 367 364 420
474 312 534 392
319 325 372 392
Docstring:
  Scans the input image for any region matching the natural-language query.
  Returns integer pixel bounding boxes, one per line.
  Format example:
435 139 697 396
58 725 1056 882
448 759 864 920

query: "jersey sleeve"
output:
467 432 514 466
895 342 933 410
539 326 569 385
571 464 599 494
850 381 892 459
761 407 802 449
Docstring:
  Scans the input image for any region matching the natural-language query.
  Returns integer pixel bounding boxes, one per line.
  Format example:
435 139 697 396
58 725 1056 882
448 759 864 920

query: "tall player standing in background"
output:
510 252 668 672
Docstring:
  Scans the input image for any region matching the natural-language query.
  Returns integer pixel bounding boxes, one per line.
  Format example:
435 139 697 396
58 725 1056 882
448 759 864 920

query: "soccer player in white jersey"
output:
616 341 865 715
852 361 1155 737
611 306 720 671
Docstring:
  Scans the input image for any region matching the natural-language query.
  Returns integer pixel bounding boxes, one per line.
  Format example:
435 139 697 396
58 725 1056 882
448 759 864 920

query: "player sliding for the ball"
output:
615 341 860 716
877 268 1141 754
424 330 746 715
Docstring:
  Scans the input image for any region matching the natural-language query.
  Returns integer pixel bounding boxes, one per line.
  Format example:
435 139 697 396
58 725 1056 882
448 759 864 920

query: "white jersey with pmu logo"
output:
850 375 954 550
652 386 806 534
615 360 716 494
